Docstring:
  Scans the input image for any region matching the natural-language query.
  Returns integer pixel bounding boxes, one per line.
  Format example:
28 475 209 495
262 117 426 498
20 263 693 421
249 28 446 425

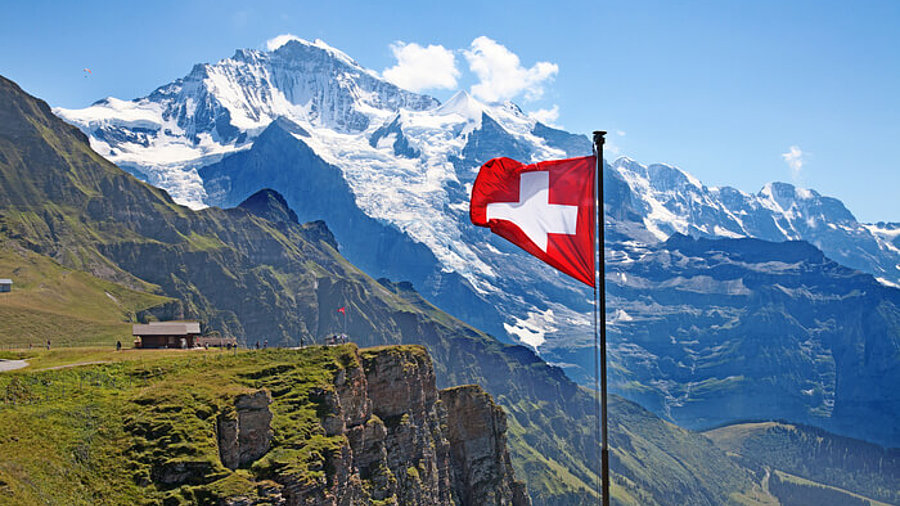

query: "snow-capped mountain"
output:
55 37 900 445
56 39 437 206
609 158 900 288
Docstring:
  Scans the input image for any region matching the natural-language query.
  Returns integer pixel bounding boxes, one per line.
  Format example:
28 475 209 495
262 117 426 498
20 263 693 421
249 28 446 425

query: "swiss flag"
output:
470 156 596 286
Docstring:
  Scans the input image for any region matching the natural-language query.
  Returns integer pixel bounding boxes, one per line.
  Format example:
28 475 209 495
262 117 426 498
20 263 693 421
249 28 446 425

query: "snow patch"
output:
876 277 900 289
504 308 558 349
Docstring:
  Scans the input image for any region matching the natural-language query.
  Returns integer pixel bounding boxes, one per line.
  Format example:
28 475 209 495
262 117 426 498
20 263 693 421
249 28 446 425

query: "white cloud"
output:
382 42 460 92
266 33 305 51
463 36 558 103
781 145 806 180
528 105 560 126
605 140 622 157
616 130 626 137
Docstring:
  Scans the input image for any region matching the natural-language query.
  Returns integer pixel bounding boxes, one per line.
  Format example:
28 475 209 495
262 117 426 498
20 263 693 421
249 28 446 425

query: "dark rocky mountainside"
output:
237 188 300 226
0 74 773 504
199 119 506 339
593 234 900 447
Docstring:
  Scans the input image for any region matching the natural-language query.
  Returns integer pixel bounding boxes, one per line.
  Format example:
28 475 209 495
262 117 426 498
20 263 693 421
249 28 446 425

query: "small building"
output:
0 279 12 293
133 321 201 349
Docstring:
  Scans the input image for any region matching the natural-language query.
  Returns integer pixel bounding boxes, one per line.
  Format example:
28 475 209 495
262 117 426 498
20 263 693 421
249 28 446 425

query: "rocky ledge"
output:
217 345 530 505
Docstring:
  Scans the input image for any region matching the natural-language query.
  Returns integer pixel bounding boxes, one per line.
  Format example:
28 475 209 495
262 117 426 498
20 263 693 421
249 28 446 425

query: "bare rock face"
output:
246 346 528 505
441 385 532 506
361 347 454 505
218 389 274 470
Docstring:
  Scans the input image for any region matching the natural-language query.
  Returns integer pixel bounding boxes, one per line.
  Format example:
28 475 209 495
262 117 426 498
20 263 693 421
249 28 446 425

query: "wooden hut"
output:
133 321 201 349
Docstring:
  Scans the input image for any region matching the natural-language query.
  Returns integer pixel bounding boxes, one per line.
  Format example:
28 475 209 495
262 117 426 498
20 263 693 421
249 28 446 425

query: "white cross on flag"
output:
470 156 596 286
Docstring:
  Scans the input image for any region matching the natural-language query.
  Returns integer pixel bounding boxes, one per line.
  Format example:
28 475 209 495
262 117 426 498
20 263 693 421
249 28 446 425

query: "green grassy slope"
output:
705 422 900 504
769 470 892 506
0 243 172 347
0 346 372 505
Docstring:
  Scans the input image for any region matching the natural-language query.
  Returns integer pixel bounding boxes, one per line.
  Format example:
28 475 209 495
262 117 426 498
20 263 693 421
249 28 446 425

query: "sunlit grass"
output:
0 345 359 505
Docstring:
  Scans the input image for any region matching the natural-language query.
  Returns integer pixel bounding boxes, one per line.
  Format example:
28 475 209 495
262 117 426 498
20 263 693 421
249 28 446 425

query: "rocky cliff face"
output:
441 385 530 506
220 345 530 505
218 390 274 470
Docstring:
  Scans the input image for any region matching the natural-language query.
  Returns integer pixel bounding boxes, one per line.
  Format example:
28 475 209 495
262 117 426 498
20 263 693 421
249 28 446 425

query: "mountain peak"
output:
436 90 484 122
237 188 299 225
269 36 361 69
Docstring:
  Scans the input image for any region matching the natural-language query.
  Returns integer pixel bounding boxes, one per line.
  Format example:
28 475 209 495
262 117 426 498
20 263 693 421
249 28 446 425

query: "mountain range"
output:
52 38 900 448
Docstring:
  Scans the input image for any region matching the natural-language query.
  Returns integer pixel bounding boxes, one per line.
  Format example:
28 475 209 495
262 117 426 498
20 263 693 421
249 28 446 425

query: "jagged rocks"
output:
276 345 528 505
361 346 454 505
218 390 274 470
441 385 531 506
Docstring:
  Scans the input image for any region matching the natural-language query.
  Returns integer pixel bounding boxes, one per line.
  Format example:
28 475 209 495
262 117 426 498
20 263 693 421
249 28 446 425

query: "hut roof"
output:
133 321 201 336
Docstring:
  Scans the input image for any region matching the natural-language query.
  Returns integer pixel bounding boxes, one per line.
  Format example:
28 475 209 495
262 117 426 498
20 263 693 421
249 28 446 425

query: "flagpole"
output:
593 130 609 506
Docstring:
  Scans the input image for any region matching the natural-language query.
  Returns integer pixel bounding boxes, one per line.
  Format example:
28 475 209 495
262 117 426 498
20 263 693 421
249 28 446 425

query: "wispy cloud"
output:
382 42 460 92
463 36 558 103
528 105 560 126
781 145 806 181
266 34 304 51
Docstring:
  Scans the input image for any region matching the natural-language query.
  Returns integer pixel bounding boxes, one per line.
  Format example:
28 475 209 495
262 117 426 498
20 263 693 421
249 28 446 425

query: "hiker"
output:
46 339 51 350
255 340 260 350
116 340 122 351
263 339 268 349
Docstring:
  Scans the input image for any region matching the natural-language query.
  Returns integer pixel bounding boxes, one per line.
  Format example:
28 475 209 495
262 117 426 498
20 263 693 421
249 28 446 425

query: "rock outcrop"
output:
218 390 274 470
361 346 454 505
441 385 531 506
256 345 529 505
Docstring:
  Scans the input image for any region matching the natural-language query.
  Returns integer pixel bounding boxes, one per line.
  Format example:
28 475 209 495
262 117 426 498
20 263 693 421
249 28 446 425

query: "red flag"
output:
337 306 346 314
470 156 595 286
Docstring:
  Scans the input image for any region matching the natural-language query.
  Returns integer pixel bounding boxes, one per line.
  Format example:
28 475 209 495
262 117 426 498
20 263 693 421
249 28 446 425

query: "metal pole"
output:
593 130 610 506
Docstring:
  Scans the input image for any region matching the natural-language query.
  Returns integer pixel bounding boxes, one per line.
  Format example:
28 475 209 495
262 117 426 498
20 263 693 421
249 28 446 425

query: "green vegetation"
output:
0 345 362 505
769 470 891 506
0 246 172 348
705 422 900 505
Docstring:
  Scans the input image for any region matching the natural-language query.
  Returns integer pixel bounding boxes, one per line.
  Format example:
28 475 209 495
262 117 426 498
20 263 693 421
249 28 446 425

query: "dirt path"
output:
36 360 110 371
0 359 28 372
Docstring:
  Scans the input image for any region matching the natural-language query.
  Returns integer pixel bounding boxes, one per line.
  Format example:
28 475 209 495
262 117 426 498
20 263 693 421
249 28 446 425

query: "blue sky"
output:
2 0 898 222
